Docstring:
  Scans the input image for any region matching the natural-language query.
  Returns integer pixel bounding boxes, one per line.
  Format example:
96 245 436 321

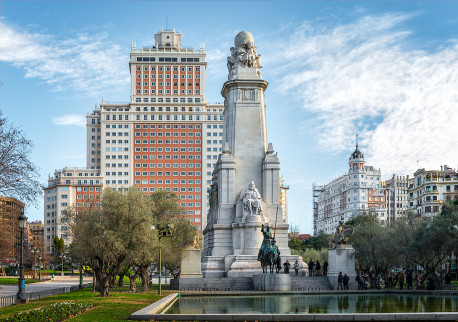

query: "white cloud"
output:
52 115 86 127
0 20 130 95
271 13 458 177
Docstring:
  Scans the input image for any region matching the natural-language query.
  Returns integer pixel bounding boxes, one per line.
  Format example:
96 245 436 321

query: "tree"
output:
67 188 195 296
303 231 331 251
53 236 65 269
0 112 41 205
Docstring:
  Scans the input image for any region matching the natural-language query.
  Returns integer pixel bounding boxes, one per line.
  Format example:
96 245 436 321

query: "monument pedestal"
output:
180 247 202 279
327 245 357 290
253 274 291 291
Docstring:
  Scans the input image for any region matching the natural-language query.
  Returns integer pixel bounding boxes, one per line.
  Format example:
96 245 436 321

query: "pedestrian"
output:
323 261 328 276
397 270 405 290
315 260 321 276
414 274 420 290
308 259 315 277
276 256 282 274
283 259 291 274
406 271 413 290
293 260 300 276
376 273 381 289
355 272 361 290
444 273 452 285
343 274 349 290
337 272 343 290
386 273 393 288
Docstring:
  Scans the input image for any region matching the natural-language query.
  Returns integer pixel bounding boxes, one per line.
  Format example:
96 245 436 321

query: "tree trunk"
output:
117 273 125 287
109 275 116 288
139 265 150 292
128 274 137 293
99 277 110 297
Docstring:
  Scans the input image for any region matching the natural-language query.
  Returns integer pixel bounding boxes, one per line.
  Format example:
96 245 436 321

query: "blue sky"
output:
1 1 458 234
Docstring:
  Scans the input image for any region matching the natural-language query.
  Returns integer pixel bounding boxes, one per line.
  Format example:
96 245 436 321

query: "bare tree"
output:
0 112 41 205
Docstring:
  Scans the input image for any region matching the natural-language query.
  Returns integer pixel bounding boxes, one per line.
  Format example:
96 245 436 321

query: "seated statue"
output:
242 181 262 216
331 221 354 249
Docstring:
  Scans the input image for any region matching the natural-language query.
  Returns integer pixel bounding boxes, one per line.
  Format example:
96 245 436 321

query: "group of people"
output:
307 259 328 277
355 272 381 290
279 259 302 275
337 272 351 290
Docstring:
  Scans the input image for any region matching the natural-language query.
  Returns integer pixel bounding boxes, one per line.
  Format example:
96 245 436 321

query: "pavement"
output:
0 276 93 297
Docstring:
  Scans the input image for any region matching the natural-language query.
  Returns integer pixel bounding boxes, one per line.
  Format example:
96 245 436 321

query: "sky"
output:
1 1 458 234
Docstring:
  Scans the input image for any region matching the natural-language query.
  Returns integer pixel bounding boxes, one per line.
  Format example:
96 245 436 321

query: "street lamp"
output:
16 212 27 303
155 223 174 296
38 255 42 281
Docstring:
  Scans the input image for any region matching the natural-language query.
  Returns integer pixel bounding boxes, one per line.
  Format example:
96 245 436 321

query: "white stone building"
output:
383 174 410 225
314 144 386 235
408 165 458 219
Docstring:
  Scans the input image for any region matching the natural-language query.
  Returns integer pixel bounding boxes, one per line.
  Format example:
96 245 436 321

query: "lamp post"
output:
31 246 37 280
16 212 27 303
79 263 83 289
156 223 174 296
38 255 42 281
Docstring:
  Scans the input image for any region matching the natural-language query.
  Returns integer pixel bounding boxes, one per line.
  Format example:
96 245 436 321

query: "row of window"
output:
106 140 129 144
135 139 201 145
132 177 201 184
135 114 215 121
135 154 200 160
105 147 129 152
133 171 200 177
135 163 200 168
137 89 200 94
135 58 200 63
134 97 202 103
137 74 199 79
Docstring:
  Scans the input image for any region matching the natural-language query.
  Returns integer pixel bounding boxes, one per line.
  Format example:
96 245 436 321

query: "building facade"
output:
44 29 225 254
314 144 386 235
0 196 25 264
383 175 410 225
408 165 458 219
43 167 102 253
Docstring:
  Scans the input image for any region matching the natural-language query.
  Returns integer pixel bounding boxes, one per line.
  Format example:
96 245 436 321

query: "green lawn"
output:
0 277 40 285
0 288 166 321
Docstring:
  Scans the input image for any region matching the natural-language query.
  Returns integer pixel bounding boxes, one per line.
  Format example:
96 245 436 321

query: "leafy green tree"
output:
67 188 195 296
288 237 303 252
53 236 65 270
303 231 331 251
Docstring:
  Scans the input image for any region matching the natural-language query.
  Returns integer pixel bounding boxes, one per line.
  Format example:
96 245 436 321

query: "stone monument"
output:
179 234 203 279
202 31 306 279
327 221 357 290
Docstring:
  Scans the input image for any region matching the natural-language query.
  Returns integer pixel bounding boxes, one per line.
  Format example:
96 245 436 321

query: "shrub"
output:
4 301 93 321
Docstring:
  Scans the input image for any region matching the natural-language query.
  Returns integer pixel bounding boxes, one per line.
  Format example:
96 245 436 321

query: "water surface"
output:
164 294 458 314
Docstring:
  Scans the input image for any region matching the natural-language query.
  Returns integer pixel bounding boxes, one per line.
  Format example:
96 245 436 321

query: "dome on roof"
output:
350 144 364 160
234 31 254 48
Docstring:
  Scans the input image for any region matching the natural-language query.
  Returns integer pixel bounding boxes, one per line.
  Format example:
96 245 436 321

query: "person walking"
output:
283 259 291 274
337 272 343 290
397 270 405 290
343 274 349 290
276 256 282 274
406 271 414 290
293 260 300 276
308 259 315 277
315 260 321 276
323 261 328 276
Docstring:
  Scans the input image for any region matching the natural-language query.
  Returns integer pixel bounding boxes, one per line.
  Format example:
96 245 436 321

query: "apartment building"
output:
0 196 25 263
44 29 224 253
43 167 102 253
383 175 410 225
314 144 386 235
408 165 458 219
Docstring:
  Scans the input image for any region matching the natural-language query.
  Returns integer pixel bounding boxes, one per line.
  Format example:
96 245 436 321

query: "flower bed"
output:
4 301 94 321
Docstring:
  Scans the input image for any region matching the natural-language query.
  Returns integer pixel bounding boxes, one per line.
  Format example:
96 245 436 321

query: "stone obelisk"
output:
202 31 303 278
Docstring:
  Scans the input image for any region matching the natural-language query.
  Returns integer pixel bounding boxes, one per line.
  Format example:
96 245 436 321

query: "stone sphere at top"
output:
234 31 254 47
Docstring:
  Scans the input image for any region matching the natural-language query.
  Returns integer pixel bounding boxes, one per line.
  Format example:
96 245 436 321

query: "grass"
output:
0 277 40 285
0 288 166 321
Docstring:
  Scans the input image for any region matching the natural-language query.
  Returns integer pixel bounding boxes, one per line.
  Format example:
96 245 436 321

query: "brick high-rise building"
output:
45 28 223 254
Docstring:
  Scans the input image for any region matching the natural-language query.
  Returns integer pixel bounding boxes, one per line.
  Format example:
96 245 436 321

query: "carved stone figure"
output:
209 184 218 209
331 221 354 248
193 233 199 249
227 31 262 72
242 181 262 216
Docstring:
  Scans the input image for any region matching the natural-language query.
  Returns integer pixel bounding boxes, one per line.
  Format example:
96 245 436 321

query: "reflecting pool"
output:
164 294 458 314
